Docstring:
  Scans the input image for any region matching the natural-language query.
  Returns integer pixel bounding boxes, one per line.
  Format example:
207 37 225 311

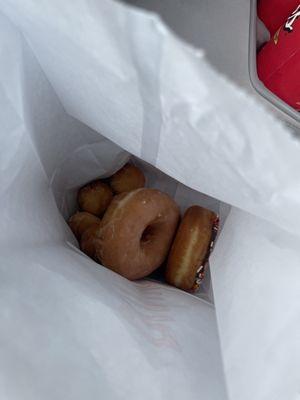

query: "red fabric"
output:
257 13 300 111
258 0 300 34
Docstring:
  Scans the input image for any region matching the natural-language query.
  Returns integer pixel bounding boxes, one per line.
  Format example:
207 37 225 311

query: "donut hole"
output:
140 223 160 245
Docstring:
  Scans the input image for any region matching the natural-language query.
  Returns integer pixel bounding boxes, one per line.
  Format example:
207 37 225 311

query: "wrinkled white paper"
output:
0 1 300 400
0 10 226 400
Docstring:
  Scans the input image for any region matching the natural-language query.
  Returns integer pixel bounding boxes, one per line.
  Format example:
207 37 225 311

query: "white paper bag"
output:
0 1 299 400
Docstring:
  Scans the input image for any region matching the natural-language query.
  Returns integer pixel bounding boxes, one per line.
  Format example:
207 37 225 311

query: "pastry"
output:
165 206 218 291
95 188 180 279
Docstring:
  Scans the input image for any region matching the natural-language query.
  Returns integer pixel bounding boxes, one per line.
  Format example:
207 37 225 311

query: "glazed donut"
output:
80 223 101 260
78 180 113 216
165 206 218 292
109 164 145 194
68 211 101 240
95 188 180 280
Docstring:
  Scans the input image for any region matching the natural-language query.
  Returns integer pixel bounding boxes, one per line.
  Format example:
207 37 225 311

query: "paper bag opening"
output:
1 2 300 400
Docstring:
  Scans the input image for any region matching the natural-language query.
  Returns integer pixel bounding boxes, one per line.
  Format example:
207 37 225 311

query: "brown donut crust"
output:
165 206 217 291
78 180 113 216
95 188 180 280
109 164 145 194
80 223 101 260
68 211 101 240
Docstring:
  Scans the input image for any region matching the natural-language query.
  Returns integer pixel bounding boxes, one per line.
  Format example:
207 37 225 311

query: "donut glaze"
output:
68 211 101 240
95 188 180 280
109 164 145 194
81 223 101 260
78 180 113 216
165 206 217 291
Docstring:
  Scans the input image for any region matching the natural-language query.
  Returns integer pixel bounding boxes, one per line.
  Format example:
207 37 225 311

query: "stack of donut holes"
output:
68 163 219 292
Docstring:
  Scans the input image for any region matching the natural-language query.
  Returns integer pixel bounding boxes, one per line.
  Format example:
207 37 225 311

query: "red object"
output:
257 7 300 111
258 0 300 34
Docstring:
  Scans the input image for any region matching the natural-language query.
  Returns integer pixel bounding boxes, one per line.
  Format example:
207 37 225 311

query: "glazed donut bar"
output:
68 162 219 293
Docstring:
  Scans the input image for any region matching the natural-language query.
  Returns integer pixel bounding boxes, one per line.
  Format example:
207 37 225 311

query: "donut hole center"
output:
140 223 158 244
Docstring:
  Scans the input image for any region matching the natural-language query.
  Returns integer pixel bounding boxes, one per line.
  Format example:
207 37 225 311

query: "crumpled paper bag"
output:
0 1 299 400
